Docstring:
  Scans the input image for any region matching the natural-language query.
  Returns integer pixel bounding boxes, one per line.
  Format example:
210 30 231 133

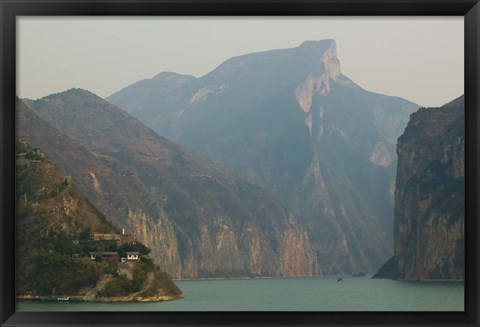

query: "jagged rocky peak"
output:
294 39 341 78
294 40 342 112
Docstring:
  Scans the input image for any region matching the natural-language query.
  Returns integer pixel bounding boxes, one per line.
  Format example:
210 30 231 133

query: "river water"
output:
16 276 464 312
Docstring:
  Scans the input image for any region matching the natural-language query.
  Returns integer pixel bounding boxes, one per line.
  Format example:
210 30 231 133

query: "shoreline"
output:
174 276 274 281
94 294 182 302
173 274 327 281
173 275 465 282
16 294 182 303
398 278 465 282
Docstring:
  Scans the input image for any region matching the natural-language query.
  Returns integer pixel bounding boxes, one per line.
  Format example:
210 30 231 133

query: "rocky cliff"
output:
17 93 319 279
108 40 419 273
374 95 464 280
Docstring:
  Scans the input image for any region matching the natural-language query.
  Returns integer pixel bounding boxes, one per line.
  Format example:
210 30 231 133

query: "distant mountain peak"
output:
106 72 196 114
294 39 341 78
40 88 95 101
293 40 342 112
152 71 196 80
297 39 337 51
213 39 341 77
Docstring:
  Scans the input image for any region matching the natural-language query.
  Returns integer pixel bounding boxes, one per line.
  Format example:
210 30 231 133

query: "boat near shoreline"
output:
16 295 85 303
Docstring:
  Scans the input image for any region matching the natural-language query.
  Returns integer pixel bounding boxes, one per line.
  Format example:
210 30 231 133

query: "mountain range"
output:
17 92 319 279
107 39 420 273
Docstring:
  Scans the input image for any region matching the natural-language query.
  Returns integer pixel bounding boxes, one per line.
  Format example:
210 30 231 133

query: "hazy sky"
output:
17 17 463 107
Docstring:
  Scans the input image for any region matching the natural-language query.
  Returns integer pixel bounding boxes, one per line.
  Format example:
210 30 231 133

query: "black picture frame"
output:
1 0 479 326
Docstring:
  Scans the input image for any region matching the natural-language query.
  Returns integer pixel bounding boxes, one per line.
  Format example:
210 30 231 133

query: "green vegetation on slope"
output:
15 140 181 299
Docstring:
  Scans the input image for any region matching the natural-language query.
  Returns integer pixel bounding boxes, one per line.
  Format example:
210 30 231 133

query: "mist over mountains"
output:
107 39 419 273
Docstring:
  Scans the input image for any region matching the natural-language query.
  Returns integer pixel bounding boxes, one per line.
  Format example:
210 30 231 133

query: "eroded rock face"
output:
295 75 332 112
387 96 465 280
294 41 341 113
127 209 183 277
369 142 393 168
321 40 341 79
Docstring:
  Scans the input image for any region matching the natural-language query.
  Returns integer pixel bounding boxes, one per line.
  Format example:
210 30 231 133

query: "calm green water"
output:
16 276 464 312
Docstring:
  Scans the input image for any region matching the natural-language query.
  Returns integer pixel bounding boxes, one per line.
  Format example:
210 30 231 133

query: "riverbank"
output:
398 278 465 282
174 276 273 281
16 294 182 303
95 294 181 302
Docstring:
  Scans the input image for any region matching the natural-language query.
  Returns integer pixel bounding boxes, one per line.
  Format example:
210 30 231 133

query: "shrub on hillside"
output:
28 251 100 295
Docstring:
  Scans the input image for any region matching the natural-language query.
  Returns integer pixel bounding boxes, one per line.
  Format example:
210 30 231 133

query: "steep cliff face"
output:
108 40 419 273
17 93 319 278
376 95 464 280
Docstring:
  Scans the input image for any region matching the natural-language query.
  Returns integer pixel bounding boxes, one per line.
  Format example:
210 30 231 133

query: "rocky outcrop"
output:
375 95 464 280
17 93 320 279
